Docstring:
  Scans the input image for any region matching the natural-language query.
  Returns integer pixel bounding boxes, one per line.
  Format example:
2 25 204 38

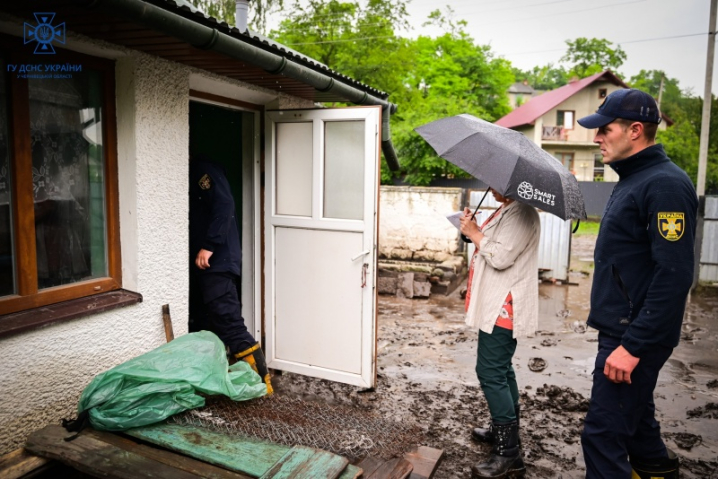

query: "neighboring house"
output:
497 71 670 182
0 0 397 454
506 81 540 109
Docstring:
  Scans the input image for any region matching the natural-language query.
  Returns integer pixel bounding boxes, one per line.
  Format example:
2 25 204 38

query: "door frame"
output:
188 90 263 342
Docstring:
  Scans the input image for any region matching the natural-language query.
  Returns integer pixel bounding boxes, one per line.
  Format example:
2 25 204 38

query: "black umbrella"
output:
415 114 587 220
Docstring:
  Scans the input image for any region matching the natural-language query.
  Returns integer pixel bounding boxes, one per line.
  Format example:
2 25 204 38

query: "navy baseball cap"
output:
577 88 662 129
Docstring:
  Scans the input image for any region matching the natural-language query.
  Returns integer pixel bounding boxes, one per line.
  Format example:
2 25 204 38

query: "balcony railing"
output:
542 126 567 141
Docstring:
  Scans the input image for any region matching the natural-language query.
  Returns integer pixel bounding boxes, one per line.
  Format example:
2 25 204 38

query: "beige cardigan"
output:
465 201 541 338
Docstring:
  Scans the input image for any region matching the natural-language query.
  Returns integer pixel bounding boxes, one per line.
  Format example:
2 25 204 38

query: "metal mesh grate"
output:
169 395 424 460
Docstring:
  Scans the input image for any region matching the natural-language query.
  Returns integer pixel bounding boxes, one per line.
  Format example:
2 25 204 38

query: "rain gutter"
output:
84 0 401 170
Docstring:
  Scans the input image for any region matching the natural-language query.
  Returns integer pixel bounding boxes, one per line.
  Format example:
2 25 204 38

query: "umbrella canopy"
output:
415 114 587 220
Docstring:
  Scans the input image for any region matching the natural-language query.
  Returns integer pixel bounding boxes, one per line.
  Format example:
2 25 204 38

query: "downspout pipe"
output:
87 0 401 170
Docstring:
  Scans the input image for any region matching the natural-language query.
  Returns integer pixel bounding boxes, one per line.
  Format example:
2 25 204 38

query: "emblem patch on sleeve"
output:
658 212 685 241
198 174 212 190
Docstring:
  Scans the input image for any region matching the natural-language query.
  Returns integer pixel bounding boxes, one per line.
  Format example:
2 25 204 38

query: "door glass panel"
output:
0 60 14 296
324 121 364 220
29 71 108 289
276 122 312 216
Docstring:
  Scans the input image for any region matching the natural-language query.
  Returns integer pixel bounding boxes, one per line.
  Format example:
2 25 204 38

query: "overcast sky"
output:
269 0 717 96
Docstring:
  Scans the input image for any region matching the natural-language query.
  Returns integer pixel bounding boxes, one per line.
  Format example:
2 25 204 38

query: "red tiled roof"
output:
496 70 627 129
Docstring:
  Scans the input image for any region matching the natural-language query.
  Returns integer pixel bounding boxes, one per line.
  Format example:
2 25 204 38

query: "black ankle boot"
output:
471 421 525 478
471 404 520 445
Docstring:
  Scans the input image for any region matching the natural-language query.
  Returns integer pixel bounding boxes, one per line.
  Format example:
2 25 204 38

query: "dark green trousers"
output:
476 327 519 423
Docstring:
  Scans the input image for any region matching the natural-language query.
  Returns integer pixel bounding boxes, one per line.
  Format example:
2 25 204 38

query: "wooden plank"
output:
162 304 174 342
83 429 250 479
365 457 413 479
127 423 289 478
25 425 203 479
337 463 363 479
404 446 444 479
259 446 348 479
355 456 384 477
0 448 50 479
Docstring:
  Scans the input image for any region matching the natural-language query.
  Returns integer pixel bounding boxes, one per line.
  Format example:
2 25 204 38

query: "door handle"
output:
351 250 370 261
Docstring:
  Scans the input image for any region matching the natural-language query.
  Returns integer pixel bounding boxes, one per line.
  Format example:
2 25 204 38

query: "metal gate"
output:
699 196 718 282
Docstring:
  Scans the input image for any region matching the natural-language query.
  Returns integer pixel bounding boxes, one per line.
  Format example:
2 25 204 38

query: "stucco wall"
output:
0 29 293 453
379 186 463 262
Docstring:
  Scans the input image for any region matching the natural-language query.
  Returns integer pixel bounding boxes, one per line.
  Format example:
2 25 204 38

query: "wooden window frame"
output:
0 36 122 319
556 110 575 130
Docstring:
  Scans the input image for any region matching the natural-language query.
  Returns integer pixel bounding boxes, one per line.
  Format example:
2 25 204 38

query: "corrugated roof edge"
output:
153 0 389 99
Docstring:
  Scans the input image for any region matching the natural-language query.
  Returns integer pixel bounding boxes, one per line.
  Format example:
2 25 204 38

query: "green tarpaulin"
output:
75 331 267 431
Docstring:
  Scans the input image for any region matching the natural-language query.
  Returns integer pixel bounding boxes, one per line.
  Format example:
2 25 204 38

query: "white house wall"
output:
0 28 304 454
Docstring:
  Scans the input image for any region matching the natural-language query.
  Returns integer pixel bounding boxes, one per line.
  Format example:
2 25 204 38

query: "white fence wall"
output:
700 196 718 282
379 186 464 262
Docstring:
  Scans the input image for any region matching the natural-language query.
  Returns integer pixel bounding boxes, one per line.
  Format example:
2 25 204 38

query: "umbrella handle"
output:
461 189 491 243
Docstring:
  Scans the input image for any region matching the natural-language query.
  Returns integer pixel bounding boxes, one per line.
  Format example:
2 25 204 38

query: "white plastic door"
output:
264 106 381 388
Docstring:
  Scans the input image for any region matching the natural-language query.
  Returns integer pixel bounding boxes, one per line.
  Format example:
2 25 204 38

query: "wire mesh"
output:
169 395 424 460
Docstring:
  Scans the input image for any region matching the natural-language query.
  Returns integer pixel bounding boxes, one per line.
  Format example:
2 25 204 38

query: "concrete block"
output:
378 276 398 295
396 272 414 298
413 281 431 298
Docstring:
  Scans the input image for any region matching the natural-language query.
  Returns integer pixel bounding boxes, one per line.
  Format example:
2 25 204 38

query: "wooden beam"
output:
25 425 252 479
0 448 50 479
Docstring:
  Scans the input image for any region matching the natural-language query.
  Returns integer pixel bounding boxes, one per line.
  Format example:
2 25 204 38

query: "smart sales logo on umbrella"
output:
517 182 556 207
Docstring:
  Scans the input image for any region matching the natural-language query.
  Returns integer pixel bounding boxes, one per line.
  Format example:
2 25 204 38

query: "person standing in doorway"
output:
577 89 697 478
189 155 273 395
461 188 541 479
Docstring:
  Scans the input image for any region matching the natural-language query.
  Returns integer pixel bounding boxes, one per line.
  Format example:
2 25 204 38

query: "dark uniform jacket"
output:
189 159 241 277
588 144 698 357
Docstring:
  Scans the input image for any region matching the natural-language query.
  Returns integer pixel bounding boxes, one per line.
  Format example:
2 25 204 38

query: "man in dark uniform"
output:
577 89 697 478
189 155 273 395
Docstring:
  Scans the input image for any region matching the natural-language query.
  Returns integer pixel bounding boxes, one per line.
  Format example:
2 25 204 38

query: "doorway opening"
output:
188 99 259 339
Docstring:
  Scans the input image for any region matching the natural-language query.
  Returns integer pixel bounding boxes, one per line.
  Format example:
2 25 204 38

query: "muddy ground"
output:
272 235 718 478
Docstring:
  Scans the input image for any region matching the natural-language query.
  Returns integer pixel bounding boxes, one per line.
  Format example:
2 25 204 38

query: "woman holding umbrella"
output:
460 187 540 479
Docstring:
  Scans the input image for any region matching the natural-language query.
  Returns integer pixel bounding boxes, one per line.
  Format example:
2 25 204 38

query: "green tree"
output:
512 63 568 90
271 0 413 98
561 37 626 78
392 9 513 185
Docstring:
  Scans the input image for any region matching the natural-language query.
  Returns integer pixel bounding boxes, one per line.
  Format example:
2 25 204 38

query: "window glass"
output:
0 61 14 296
563 111 574 129
276 122 313 217
324 121 364 220
29 71 107 289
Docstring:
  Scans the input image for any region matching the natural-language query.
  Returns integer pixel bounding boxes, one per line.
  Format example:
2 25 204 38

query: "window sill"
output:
0 289 143 339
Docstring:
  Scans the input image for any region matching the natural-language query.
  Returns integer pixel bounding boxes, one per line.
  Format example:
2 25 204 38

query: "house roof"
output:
496 71 628 129
1 0 389 102
508 82 535 95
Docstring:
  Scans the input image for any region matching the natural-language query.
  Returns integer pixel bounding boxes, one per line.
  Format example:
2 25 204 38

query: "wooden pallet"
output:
23 425 443 479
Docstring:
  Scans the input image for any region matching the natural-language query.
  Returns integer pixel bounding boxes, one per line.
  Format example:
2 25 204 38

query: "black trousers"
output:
189 272 255 355
581 333 673 478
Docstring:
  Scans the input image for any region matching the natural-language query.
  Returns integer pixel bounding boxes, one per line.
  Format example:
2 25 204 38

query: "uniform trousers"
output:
582 333 673 478
189 271 255 355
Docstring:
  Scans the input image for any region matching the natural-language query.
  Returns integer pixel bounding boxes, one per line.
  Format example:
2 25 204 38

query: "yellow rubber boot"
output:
235 343 273 395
